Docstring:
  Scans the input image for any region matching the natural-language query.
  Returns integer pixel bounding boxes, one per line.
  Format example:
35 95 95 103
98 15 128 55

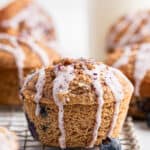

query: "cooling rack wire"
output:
0 107 140 150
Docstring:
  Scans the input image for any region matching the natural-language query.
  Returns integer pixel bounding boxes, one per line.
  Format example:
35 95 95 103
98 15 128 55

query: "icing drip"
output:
113 46 131 68
20 38 50 66
0 34 25 85
53 65 75 149
134 44 150 96
34 68 46 116
105 68 124 136
84 64 105 148
21 70 38 94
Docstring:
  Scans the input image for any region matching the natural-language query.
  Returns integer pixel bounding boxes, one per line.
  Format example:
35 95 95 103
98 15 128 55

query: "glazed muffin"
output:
21 58 133 148
0 127 18 150
0 33 60 106
0 0 56 45
106 10 150 52
106 43 150 121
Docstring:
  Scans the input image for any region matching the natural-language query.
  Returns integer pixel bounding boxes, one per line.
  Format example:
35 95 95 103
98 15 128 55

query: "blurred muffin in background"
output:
106 43 150 123
106 10 150 52
0 0 56 47
21 58 133 148
0 33 60 106
0 127 18 150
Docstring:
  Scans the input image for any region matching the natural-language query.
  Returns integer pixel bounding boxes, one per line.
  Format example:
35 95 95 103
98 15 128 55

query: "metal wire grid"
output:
0 108 140 150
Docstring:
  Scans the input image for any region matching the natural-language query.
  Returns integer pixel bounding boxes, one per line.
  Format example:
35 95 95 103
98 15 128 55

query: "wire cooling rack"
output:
0 107 140 150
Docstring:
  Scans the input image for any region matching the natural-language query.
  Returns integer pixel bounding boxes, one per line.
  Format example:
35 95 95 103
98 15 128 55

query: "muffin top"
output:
106 10 150 51
0 0 56 43
106 43 150 97
0 33 60 85
21 58 133 105
21 58 133 148
0 127 18 150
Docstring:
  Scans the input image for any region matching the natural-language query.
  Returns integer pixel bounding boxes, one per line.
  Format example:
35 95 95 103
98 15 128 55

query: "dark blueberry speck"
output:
93 73 98 76
100 138 121 150
25 114 38 139
40 106 48 118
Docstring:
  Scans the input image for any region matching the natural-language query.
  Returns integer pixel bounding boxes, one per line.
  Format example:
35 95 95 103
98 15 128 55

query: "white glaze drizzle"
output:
113 46 131 68
105 67 124 136
53 64 75 149
20 38 50 66
134 43 150 96
108 11 150 49
0 34 25 85
21 70 38 93
83 64 105 148
34 68 46 116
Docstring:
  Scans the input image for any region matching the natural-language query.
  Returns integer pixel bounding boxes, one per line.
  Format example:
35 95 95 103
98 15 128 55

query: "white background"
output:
38 0 89 58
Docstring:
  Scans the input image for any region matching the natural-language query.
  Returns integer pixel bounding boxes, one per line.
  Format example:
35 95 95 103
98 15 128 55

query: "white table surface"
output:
0 1 150 150
134 122 150 150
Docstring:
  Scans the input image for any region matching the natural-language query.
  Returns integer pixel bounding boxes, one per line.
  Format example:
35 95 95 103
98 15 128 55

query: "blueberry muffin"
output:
106 43 150 122
106 10 150 52
0 127 18 150
21 58 133 148
0 33 60 106
0 0 56 46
